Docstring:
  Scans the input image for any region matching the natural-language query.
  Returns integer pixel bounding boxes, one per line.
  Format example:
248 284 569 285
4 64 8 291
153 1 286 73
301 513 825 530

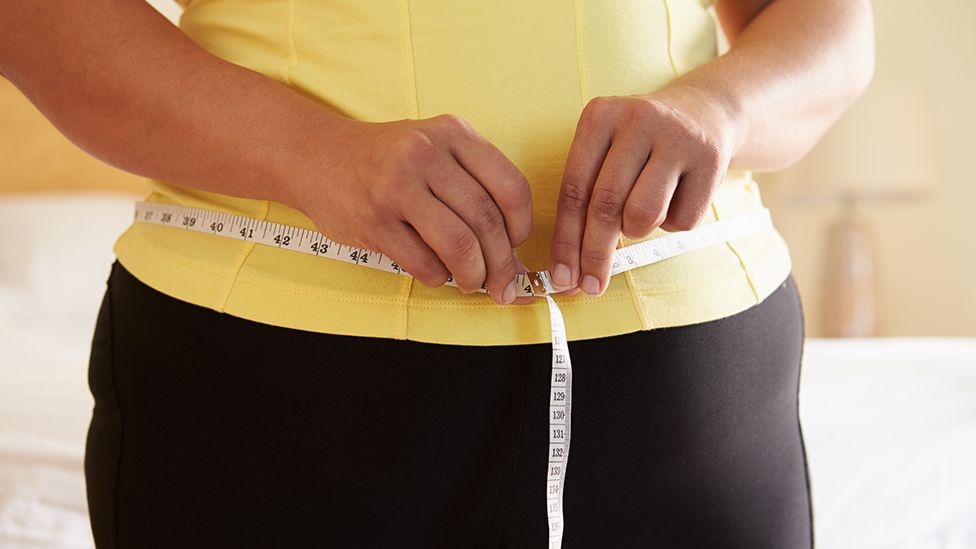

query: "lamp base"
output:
822 197 877 337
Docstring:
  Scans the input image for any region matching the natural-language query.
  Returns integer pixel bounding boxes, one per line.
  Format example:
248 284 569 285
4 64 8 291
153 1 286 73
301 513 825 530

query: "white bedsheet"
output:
800 337 976 549
0 292 99 548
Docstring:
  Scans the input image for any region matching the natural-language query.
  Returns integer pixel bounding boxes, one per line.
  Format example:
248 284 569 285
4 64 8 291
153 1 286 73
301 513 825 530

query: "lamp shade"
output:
779 84 936 200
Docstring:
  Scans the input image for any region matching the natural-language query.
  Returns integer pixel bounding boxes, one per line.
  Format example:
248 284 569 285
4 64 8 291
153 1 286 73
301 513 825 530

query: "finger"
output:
549 100 617 291
555 287 582 297
377 220 450 288
577 125 653 295
400 189 487 293
621 149 682 239
426 153 519 304
660 166 722 232
431 115 534 248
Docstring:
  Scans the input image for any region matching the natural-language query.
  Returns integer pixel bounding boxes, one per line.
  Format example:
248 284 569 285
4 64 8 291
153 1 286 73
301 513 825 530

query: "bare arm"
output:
696 0 876 171
0 0 534 304
0 0 350 207
548 0 875 295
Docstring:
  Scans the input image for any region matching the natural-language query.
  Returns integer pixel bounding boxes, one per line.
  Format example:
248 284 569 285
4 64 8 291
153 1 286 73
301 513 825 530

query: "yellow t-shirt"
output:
113 0 792 346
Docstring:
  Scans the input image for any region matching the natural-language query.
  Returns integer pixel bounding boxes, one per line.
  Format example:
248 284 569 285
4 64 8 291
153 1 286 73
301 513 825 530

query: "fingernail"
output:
502 280 516 303
552 263 571 288
580 274 601 295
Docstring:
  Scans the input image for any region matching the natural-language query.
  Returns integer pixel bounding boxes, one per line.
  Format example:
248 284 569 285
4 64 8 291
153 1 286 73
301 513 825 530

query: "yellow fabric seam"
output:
233 264 764 303
233 276 637 308
662 0 680 77
398 0 420 339
133 227 237 279
216 201 270 311
407 295 634 310
573 0 648 329
282 0 299 84
218 0 298 312
572 0 589 104
233 262 773 306
663 0 756 303
615 0 649 330
212 0 298 310
233 279 410 305
621 243 651 329
710 201 760 301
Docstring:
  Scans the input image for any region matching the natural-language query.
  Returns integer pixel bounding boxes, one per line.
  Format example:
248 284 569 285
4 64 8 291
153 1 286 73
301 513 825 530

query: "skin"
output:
549 0 875 297
0 0 873 305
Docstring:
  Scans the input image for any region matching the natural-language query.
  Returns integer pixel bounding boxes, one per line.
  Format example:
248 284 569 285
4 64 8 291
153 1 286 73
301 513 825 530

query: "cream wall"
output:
149 0 180 23
758 0 976 337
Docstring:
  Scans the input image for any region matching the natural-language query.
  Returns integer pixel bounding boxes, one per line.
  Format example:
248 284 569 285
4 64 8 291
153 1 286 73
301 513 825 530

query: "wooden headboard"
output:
0 77 149 196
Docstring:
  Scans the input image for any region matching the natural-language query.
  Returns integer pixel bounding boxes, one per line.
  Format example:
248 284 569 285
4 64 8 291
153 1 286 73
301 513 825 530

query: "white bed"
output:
1 193 975 548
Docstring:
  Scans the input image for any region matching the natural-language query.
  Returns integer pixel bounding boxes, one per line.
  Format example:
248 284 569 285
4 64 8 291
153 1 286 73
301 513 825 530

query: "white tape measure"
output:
133 200 773 548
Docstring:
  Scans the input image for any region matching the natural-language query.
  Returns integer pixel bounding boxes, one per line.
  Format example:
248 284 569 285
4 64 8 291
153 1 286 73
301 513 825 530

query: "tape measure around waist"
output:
132 200 773 548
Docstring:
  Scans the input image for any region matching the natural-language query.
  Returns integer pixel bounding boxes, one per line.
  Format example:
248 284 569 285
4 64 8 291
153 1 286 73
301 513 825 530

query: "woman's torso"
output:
113 0 792 345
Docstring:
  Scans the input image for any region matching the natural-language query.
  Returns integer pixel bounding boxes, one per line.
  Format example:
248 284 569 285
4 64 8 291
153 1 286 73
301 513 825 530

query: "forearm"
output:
0 0 354 208
658 0 875 172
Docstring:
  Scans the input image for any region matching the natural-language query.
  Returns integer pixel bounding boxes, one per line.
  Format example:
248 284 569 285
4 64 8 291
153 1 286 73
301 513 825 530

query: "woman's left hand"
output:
547 84 741 297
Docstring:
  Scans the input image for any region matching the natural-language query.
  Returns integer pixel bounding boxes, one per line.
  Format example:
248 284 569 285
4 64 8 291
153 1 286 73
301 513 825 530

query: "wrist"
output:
646 77 748 165
270 109 364 216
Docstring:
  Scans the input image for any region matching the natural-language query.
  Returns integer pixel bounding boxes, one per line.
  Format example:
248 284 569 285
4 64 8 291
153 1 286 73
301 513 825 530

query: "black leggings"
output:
85 259 812 548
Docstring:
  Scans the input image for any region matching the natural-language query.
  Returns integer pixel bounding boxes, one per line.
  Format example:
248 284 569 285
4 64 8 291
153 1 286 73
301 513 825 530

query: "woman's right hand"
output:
286 114 534 305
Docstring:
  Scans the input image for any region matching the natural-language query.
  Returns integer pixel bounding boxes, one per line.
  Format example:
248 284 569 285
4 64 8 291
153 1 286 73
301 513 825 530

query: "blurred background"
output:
757 1 975 338
1 1 974 548
3 0 972 338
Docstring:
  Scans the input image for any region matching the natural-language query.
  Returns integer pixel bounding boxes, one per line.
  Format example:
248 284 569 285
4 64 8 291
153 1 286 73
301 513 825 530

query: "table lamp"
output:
780 84 934 337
